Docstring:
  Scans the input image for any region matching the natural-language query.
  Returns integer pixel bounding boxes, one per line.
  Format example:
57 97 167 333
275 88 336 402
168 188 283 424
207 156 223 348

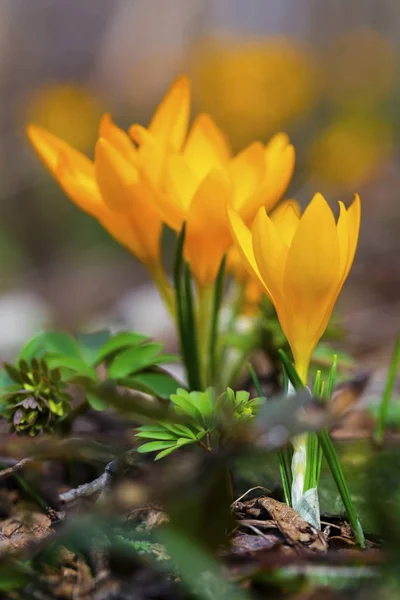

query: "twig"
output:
0 457 34 479
59 448 138 504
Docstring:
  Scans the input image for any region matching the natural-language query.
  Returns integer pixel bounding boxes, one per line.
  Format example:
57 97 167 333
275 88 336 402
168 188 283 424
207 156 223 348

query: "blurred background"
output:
0 0 399 363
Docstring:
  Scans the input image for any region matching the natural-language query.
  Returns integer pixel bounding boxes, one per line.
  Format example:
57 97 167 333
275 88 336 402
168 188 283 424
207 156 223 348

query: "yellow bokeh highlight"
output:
26 84 103 151
309 114 393 188
190 37 318 149
324 28 397 107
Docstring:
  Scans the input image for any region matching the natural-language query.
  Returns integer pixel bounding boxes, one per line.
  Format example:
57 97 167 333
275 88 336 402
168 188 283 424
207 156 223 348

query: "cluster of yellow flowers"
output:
28 76 360 385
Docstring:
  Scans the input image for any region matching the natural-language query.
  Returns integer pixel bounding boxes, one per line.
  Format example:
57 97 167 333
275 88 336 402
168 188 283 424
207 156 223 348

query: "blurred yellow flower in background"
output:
26 84 104 151
27 77 191 313
190 37 317 149
228 194 361 382
309 114 393 189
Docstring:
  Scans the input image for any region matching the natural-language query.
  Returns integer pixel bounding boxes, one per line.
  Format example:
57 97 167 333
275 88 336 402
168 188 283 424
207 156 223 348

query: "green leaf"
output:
162 421 197 439
77 330 111 365
86 390 110 411
19 331 83 362
170 390 203 421
108 343 164 378
154 446 181 460
121 371 181 399
137 440 178 453
44 355 98 382
136 429 178 441
94 331 149 364
196 388 216 428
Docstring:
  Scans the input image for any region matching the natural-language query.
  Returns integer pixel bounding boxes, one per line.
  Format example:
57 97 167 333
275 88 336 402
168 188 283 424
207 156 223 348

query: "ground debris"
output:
0 511 52 554
234 496 328 553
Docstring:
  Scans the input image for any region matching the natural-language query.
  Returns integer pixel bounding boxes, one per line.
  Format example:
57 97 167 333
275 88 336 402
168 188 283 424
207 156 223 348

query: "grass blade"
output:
208 255 226 386
183 263 202 390
172 224 202 391
278 349 303 389
317 429 365 547
375 335 400 444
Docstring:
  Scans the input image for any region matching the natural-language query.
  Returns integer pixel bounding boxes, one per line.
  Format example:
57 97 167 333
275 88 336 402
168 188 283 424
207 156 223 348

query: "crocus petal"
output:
95 139 162 265
336 201 350 280
95 138 139 212
99 114 137 163
27 124 94 178
183 113 231 180
148 75 190 151
238 133 295 223
283 193 340 362
252 207 289 310
229 141 266 211
185 170 233 285
227 206 268 293
56 151 104 217
270 200 301 247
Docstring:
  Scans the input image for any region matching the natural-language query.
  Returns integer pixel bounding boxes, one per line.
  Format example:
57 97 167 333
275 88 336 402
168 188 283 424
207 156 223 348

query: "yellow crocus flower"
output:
228 193 361 381
27 76 191 311
136 112 294 286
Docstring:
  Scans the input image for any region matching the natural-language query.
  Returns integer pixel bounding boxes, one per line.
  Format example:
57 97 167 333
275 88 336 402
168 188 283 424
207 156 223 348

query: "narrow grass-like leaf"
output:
317 429 365 547
173 224 202 391
375 335 400 444
208 255 226 385
278 349 303 389
326 354 338 401
183 262 202 390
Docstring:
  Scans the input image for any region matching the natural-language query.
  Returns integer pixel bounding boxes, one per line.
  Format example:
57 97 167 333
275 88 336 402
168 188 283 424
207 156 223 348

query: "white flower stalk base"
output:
291 433 320 529
287 382 320 530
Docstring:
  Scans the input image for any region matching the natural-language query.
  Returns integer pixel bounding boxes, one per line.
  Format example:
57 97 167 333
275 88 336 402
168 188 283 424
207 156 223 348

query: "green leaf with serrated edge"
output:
44 355 98 381
108 344 164 379
137 440 177 453
120 371 181 399
77 330 111 365
94 331 149 364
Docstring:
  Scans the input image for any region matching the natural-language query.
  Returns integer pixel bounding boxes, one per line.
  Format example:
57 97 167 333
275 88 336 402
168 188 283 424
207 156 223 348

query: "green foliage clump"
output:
2 357 71 436
136 387 265 460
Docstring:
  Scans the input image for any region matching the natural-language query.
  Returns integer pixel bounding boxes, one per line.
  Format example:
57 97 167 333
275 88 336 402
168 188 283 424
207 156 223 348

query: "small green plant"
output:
136 387 265 460
0 329 180 433
2 357 71 436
